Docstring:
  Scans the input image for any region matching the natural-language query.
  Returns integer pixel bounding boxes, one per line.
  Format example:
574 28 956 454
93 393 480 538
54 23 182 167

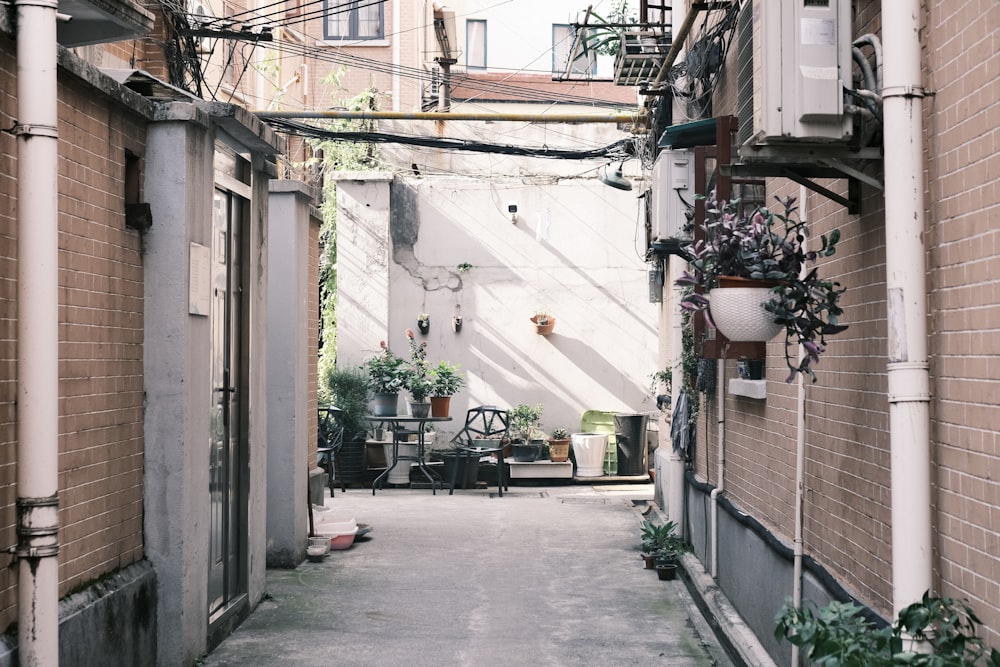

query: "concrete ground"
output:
200 483 738 667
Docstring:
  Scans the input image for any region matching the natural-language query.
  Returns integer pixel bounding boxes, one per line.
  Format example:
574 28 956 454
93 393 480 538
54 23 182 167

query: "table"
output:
367 416 452 494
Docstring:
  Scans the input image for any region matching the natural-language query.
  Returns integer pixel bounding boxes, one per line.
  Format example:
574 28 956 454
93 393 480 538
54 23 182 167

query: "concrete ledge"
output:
508 461 574 478
728 378 767 399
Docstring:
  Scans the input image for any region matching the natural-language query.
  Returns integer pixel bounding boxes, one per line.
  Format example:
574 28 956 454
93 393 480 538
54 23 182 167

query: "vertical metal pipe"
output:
667 259 686 523
710 359 725 578
791 185 810 666
15 0 62 663
882 0 933 614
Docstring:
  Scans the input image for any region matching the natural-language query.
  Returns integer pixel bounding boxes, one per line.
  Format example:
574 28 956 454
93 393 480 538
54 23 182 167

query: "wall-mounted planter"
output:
530 315 555 335
417 316 430 335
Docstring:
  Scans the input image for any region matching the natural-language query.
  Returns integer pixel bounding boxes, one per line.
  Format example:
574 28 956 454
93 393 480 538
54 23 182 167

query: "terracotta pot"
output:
548 439 570 462
642 553 655 570
430 396 451 418
530 314 555 335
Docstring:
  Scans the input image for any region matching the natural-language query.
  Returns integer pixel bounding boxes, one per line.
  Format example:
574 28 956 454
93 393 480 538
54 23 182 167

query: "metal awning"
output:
658 118 717 149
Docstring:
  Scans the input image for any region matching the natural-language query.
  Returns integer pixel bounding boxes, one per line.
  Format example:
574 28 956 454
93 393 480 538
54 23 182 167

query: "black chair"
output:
448 406 510 496
317 405 345 496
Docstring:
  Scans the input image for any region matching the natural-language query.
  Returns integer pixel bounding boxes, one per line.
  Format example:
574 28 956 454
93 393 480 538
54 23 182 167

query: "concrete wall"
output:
143 108 217 667
266 180 314 567
336 171 659 438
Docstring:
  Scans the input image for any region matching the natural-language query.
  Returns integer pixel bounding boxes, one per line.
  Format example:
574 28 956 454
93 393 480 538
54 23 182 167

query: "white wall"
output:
337 169 658 438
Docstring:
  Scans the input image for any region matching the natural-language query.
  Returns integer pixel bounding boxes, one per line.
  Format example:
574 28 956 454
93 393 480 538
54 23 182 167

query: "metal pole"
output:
254 109 638 123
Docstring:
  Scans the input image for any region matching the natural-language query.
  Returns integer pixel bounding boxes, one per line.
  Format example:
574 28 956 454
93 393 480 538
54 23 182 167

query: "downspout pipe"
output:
14 0 62 664
791 185 810 667
710 359 725 578
667 259 686 524
882 0 933 615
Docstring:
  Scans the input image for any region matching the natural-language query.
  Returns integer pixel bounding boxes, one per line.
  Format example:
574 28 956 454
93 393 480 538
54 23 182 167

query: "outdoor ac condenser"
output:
651 149 694 244
737 0 853 146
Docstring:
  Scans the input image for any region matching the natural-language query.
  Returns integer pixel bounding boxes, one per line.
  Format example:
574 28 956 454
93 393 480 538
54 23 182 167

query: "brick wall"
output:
691 0 1000 648
0 39 147 632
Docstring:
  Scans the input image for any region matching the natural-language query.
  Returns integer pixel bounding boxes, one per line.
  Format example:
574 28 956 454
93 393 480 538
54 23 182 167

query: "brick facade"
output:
686 0 1000 650
0 36 147 633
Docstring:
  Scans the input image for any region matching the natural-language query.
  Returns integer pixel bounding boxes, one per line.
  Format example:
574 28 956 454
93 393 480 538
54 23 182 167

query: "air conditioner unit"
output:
651 149 694 243
737 0 853 146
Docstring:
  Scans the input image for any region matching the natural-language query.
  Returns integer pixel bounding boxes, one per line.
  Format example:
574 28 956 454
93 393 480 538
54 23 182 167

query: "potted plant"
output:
428 361 464 418
417 312 430 335
404 329 432 417
675 196 848 382
530 309 555 335
366 341 409 416
640 519 683 579
547 428 571 462
508 403 543 461
321 365 371 486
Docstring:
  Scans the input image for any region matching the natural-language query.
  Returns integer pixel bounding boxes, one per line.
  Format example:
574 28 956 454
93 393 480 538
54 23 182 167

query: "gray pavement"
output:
200 483 736 667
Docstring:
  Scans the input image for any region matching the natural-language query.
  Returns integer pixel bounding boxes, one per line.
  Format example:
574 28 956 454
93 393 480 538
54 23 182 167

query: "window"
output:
466 19 486 69
323 0 384 41
552 24 596 75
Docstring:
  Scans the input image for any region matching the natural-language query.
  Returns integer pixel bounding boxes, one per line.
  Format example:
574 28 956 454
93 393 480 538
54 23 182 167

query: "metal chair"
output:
317 405 345 496
448 406 509 496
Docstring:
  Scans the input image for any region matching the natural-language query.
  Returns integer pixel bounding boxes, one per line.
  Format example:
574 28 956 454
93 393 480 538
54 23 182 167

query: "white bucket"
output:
571 433 608 477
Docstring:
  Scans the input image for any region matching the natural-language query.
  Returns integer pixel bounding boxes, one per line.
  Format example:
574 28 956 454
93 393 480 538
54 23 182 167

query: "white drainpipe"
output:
15 0 61 663
710 359 725 578
391 0 400 111
791 185 809 667
667 259 686 523
882 0 932 614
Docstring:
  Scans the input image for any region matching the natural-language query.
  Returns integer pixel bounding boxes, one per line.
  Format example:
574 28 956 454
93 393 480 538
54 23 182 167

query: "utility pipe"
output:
391 0 399 112
710 358 725 578
882 0 932 616
15 0 61 663
254 109 638 123
667 258 686 523
791 185 810 667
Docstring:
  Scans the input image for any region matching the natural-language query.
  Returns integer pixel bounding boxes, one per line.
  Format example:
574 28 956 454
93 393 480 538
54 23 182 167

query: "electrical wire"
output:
265 117 636 160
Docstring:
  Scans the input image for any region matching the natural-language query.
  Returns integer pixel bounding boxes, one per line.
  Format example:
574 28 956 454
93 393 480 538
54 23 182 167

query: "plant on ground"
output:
640 519 684 559
321 365 370 440
775 591 1000 667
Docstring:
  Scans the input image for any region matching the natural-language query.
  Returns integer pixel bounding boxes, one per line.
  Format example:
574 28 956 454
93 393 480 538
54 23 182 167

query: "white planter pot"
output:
383 443 417 484
708 286 783 342
571 433 608 477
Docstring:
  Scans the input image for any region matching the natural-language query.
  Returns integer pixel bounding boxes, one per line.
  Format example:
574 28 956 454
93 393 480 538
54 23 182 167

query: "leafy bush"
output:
775 592 1000 667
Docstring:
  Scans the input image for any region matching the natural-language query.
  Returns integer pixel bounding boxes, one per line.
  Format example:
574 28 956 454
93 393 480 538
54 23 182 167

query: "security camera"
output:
507 200 518 222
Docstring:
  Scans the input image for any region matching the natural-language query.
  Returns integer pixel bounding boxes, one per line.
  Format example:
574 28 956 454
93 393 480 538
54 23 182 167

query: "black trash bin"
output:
613 413 649 476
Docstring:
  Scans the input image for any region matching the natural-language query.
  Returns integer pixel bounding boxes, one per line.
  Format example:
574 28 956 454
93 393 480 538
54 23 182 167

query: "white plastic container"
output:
571 433 608 477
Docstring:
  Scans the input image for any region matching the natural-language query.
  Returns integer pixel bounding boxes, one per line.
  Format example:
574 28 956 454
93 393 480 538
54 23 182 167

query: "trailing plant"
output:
675 196 847 382
775 592 1000 667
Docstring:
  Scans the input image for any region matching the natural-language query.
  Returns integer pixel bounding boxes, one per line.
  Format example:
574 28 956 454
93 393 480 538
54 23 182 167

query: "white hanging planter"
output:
708 279 783 342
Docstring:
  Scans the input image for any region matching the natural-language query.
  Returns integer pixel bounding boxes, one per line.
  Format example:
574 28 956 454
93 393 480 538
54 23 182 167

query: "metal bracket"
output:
727 144 883 215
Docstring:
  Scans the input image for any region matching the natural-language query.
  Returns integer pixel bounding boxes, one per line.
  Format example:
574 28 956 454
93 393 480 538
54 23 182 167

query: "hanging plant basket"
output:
707 277 782 342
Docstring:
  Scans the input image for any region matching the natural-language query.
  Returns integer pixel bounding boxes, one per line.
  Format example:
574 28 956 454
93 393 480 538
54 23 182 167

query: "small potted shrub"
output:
508 403 543 461
404 329 432 417
639 519 683 579
675 196 847 382
428 361 464 418
366 342 409 416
